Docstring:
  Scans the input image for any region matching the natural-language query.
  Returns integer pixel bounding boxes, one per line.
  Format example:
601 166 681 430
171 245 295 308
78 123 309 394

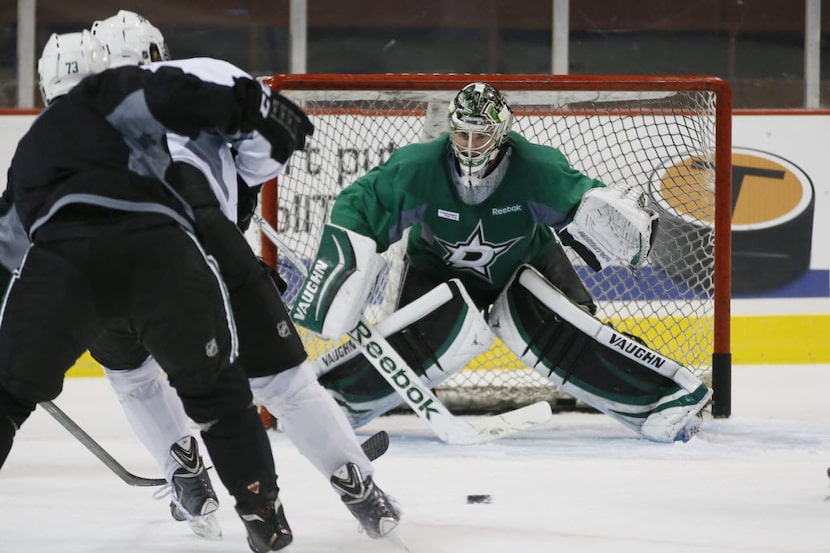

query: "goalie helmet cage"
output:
257 73 733 418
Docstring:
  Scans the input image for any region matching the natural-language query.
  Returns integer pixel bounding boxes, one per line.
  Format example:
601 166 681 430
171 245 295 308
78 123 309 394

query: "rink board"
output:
65 313 830 378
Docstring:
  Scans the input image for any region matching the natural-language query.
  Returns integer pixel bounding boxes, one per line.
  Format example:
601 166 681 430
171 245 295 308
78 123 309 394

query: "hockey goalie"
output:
289 81 711 443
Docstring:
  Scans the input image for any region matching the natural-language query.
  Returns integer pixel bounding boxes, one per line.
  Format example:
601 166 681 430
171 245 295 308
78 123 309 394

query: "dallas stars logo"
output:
436 221 520 283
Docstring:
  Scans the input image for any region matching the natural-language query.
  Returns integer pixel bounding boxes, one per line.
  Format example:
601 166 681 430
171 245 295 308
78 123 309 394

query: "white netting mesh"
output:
251 76 726 412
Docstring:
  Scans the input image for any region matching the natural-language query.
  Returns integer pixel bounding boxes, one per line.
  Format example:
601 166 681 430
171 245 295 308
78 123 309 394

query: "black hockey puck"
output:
826 466 830 479
466 494 492 504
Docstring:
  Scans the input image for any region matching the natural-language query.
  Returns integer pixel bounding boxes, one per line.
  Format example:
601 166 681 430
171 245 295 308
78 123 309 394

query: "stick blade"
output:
470 401 553 443
360 430 390 461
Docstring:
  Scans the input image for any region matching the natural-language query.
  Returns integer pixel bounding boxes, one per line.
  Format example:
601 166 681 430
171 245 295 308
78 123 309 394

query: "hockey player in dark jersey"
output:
0 30 313 552
290 82 712 443
89 10 400 541
33 27 224 541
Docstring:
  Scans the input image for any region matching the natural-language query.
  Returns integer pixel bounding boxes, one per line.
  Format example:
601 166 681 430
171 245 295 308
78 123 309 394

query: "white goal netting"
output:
248 74 732 413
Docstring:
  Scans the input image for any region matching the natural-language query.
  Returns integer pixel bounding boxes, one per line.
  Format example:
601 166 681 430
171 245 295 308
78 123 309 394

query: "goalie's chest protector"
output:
404 165 565 296
405 137 595 292
400 138 575 291
412 196 538 291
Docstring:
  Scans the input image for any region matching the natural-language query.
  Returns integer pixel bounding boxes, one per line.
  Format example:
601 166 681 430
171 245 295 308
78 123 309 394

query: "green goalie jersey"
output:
330 131 605 294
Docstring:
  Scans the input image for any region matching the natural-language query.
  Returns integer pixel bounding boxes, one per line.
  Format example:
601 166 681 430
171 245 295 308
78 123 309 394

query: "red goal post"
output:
257 73 733 418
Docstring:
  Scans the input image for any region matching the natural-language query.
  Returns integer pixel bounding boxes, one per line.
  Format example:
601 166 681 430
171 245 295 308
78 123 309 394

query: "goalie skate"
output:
672 414 703 443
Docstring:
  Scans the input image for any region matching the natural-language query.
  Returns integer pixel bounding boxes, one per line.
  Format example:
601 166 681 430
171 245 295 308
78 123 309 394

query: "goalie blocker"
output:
489 265 711 442
313 279 493 429
290 223 385 340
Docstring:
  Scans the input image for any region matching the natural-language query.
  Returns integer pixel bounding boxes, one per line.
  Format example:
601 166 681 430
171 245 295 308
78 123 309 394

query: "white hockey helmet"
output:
91 10 169 67
448 82 514 184
37 30 110 106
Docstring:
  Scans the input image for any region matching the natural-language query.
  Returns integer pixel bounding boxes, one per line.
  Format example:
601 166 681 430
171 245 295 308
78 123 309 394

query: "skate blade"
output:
187 513 223 540
382 527 411 552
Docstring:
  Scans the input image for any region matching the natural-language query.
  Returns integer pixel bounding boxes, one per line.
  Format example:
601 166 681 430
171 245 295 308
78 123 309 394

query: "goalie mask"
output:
38 30 110 106
448 82 514 187
91 10 170 67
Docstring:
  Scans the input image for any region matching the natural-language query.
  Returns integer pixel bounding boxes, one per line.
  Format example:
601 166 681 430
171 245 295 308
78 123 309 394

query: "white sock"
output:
104 358 191 482
249 362 373 479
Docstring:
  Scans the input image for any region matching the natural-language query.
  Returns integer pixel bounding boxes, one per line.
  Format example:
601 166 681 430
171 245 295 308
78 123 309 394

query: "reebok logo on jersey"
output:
492 204 522 216
438 209 459 221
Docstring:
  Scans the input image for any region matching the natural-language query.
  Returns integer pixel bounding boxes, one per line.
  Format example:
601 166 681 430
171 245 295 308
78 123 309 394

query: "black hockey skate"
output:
235 494 293 552
168 436 222 539
330 462 401 539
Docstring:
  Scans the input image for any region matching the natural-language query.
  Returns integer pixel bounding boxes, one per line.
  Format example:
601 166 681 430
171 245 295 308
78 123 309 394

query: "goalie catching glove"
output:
290 224 386 340
234 77 314 164
560 185 658 270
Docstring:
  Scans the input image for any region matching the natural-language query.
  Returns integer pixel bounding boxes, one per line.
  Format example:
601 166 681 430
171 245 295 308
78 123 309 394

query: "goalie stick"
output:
41 400 391 487
252 213 552 445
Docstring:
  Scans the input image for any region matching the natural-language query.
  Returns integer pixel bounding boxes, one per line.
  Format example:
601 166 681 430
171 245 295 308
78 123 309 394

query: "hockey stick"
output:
360 430 389 461
39 400 167 487
41 396 387 487
252 214 552 444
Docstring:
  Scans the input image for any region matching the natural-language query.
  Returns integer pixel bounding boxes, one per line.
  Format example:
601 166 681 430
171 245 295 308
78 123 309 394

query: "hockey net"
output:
252 74 733 417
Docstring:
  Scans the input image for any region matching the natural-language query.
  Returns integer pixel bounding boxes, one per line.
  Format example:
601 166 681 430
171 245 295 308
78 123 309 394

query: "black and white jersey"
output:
0 190 28 273
144 58 282 223
7 64 258 240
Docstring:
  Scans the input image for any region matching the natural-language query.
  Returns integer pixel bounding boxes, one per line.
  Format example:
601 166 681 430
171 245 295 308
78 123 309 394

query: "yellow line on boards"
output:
731 314 830 364
66 352 104 378
63 313 830 379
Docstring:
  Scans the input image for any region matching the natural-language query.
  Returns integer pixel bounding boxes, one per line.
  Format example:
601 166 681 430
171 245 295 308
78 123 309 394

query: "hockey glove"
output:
561 186 658 271
236 176 262 232
234 77 314 164
259 258 288 294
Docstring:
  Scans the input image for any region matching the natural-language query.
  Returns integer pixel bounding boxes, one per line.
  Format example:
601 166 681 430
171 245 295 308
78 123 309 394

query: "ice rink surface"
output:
2 364 829 553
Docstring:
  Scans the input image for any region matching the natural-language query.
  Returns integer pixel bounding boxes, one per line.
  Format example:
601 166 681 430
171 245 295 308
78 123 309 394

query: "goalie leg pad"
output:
489 265 711 442
290 224 385 339
316 279 494 428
